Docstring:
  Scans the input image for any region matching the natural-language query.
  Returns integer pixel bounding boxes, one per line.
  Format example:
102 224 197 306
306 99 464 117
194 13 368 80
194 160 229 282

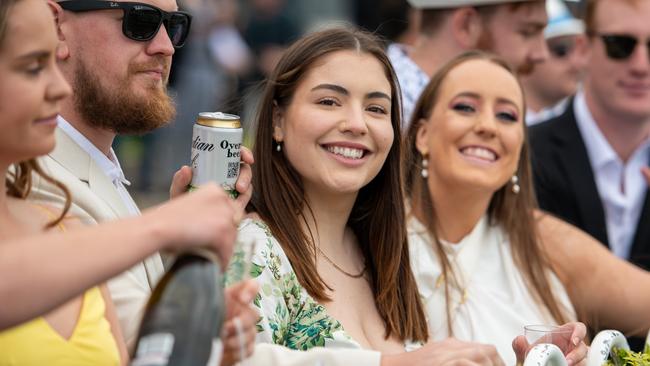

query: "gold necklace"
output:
317 247 366 278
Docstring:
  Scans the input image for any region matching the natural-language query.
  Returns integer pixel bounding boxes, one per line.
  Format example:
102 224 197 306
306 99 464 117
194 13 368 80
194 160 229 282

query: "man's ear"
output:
47 0 70 60
272 102 285 142
450 7 483 49
415 118 430 156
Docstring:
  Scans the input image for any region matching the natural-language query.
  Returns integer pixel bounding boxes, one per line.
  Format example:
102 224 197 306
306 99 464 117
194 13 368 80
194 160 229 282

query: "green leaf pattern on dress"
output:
225 218 356 350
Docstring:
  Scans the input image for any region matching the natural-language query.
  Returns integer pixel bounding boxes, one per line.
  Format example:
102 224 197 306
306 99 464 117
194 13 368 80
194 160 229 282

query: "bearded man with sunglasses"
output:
530 0 650 349
522 0 587 126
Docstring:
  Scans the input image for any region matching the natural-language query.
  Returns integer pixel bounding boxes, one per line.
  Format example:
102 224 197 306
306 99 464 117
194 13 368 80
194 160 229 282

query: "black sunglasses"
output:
547 37 576 59
58 0 192 48
593 33 650 60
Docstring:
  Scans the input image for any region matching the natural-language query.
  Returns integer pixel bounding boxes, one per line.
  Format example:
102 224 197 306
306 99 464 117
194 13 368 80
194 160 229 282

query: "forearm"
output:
537 212 650 335
0 215 165 329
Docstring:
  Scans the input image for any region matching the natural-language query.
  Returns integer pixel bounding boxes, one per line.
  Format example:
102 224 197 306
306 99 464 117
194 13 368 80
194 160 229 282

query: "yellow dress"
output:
0 206 120 365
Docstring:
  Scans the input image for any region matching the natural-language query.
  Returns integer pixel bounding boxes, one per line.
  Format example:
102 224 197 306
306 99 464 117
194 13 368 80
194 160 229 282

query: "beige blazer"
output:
30 127 164 351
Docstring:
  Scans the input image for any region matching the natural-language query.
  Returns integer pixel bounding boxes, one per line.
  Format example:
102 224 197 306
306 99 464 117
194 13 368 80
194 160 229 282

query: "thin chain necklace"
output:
316 246 366 278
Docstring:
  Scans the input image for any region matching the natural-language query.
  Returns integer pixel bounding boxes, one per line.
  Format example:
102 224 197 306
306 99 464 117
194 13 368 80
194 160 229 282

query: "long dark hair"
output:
403 51 570 334
250 26 428 342
1 0 71 228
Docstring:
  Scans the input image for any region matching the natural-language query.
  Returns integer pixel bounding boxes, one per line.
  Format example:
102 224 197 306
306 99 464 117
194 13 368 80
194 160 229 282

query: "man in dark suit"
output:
529 0 650 349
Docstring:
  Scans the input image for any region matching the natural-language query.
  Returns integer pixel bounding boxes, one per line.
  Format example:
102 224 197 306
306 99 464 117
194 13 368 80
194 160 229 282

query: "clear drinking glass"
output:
524 324 574 355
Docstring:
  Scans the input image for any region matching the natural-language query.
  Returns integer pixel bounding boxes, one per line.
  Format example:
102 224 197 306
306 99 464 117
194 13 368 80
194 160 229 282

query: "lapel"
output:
549 105 610 246
630 184 650 270
50 127 131 218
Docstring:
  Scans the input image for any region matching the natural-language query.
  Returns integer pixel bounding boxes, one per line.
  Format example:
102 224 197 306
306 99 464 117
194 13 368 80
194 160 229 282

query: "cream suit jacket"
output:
30 127 381 366
30 127 164 351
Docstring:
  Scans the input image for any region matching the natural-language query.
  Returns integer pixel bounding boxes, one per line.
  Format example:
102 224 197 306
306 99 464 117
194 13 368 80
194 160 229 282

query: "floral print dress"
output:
226 218 419 351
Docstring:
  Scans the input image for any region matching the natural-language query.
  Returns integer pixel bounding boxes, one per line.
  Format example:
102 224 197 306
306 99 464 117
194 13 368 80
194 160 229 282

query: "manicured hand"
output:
512 322 587 366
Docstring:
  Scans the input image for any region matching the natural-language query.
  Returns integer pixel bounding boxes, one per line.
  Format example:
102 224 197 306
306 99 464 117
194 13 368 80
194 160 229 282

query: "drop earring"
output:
421 155 429 179
511 175 520 194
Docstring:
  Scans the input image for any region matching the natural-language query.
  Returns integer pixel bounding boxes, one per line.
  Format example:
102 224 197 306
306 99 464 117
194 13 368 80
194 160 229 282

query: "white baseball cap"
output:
407 0 533 9
544 0 584 39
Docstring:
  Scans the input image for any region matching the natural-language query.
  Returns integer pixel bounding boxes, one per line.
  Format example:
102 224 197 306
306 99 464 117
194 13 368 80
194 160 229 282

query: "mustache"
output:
129 58 171 78
517 61 536 76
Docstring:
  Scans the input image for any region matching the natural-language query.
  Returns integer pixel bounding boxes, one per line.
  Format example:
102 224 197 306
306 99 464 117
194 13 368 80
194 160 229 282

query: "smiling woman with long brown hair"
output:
403 51 587 365
226 28 507 365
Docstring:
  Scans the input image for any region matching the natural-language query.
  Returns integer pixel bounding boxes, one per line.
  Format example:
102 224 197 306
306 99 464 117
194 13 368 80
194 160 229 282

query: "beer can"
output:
189 112 242 198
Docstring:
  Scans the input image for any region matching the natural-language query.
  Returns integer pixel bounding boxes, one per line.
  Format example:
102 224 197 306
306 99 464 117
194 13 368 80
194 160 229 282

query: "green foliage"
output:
604 345 650 366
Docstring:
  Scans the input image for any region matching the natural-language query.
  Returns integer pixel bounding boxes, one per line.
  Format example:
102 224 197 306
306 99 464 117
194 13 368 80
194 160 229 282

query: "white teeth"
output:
327 146 364 159
461 147 496 161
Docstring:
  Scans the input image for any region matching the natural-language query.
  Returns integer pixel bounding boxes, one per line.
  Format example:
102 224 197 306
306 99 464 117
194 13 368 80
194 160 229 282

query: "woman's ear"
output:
272 103 285 142
415 118 430 156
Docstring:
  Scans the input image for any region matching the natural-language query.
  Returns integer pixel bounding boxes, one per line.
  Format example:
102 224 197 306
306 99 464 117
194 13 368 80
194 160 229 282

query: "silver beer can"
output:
189 112 242 197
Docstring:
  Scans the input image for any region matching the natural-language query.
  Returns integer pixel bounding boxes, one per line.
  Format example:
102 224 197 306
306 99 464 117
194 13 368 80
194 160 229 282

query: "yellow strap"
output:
30 204 67 232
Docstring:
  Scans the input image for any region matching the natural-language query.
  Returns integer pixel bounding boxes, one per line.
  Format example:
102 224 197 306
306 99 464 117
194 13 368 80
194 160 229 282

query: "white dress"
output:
408 215 576 365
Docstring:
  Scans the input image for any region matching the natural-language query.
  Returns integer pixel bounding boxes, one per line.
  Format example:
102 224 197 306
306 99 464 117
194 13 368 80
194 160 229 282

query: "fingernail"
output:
573 337 580 346
566 358 574 366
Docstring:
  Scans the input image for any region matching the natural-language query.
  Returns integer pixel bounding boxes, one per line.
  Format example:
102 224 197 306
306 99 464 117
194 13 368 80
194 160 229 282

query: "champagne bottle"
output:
131 252 225 366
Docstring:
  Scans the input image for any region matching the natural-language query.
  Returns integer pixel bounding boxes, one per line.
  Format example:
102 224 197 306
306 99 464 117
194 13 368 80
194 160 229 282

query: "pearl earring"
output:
421 156 429 179
511 175 520 194
276 142 282 152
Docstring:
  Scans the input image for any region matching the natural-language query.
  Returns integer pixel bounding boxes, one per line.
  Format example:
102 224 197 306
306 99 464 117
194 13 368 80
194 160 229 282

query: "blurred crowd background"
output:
115 0 585 207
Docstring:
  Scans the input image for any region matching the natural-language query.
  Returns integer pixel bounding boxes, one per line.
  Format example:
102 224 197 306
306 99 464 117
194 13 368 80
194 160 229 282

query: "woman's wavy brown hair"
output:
250 26 428 342
1 0 71 228
403 51 571 334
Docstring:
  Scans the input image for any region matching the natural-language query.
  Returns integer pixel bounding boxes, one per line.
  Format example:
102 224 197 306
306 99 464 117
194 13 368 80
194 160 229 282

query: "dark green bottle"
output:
131 252 225 366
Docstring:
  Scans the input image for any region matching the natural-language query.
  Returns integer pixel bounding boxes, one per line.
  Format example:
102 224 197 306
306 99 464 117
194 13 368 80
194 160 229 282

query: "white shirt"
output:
526 98 569 126
57 116 140 217
387 43 430 129
408 215 575 366
574 91 650 259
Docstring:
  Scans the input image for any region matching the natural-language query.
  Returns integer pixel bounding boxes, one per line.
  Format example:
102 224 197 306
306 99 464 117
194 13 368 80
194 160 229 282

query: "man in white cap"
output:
522 0 587 125
388 0 548 127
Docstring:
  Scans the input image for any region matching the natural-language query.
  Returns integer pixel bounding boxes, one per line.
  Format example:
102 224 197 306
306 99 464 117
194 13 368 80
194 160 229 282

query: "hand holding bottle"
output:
142 183 242 268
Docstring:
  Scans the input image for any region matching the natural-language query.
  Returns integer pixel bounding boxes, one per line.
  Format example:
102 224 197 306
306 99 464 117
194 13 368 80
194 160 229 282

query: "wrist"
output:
136 212 175 253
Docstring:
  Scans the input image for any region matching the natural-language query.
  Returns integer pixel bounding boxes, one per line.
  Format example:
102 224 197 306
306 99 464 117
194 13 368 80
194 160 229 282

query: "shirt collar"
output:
573 90 620 169
574 90 650 169
57 116 131 186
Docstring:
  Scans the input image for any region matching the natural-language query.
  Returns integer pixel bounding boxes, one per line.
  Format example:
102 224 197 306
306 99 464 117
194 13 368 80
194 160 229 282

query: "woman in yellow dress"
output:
0 0 125 364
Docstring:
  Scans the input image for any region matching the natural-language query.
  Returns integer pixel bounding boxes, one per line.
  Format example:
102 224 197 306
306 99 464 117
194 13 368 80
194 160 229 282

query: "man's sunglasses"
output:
547 37 576 59
58 1 192 48
593 33 650 61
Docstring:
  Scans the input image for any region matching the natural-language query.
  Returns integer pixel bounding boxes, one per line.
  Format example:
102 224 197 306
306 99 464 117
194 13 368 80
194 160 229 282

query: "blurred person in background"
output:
389 0 549 127
530 0 650 350
522 0 587 125
143 0 251 195
354 0 421 46
241 0 299 85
